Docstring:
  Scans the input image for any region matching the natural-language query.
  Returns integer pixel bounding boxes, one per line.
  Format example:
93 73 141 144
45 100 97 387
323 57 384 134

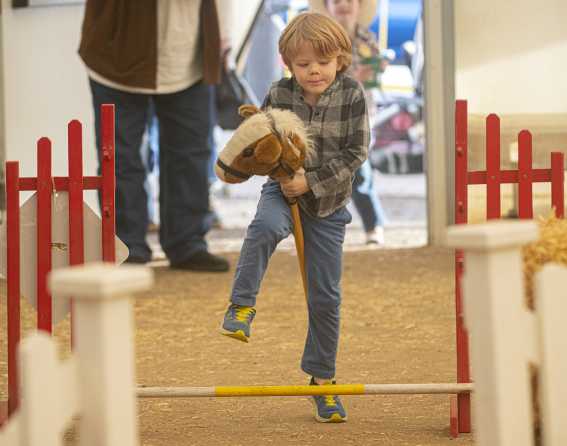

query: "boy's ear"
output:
239 104 261 119
255 134 282 165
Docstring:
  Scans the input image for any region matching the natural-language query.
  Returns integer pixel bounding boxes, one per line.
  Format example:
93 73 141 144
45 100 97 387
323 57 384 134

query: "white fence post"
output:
534 265 567 446
446 221 539 446
48 263 153 446
18 333 79 446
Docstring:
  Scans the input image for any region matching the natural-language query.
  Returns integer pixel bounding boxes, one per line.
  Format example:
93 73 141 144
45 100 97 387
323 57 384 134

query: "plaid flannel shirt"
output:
262 72 370 218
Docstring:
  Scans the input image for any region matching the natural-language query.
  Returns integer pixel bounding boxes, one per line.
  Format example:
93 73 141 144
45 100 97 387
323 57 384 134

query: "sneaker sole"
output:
309 397 347 423
220 328 249 343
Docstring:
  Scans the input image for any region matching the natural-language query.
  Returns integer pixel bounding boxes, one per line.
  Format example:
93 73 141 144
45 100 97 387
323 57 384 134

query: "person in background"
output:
311 0 387 245
78 0 231 271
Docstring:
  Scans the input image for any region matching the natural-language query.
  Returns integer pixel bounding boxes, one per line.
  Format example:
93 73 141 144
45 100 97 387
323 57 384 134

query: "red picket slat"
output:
485 114 501 219
36 138 53 333
454 99 471 434
68 120 84 346
101 104 116 262
6 162 21 416
455 100 468 224
517 130 533 219
68 120 85 266
551 152 565 218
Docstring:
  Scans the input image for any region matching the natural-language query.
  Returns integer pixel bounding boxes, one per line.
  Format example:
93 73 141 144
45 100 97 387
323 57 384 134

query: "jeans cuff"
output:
231 295 256 307
301 362 335 380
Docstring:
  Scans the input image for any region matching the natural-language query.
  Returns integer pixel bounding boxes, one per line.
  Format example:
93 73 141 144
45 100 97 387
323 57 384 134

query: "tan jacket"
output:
78 0 221 90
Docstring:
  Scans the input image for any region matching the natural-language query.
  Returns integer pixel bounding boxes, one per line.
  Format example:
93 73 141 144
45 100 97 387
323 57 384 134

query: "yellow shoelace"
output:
235 306 254 322
324 395 337 407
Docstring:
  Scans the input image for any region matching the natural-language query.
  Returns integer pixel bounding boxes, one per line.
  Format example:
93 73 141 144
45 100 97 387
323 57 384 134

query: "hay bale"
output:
522 212 567 310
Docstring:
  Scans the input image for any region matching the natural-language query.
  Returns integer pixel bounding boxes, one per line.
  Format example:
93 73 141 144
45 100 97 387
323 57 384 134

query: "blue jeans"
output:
89 79 212 263
351 160 387 232
230 181 351 379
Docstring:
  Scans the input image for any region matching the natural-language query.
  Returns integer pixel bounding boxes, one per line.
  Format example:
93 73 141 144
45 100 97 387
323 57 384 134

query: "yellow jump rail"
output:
137 383 473 398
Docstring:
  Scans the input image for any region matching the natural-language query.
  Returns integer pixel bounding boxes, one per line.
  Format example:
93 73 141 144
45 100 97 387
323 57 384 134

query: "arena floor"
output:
1 245 475 445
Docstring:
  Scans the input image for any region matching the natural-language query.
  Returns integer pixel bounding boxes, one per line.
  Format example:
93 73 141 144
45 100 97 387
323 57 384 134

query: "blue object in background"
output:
369 0 421 64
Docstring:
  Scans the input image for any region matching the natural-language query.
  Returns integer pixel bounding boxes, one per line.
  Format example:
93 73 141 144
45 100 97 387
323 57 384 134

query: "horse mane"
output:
220 107 313 165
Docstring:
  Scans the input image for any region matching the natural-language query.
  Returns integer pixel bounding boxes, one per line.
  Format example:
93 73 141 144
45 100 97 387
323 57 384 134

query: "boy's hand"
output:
279 168 310 198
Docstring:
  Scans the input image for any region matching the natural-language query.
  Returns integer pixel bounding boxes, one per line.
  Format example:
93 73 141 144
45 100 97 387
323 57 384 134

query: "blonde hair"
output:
279 13 352 73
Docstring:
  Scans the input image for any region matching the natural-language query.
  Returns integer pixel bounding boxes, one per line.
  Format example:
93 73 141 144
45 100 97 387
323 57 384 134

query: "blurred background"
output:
1 0 566 250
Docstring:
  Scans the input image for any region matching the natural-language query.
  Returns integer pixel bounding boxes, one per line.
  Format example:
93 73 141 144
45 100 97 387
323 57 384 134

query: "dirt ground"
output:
1 246 475 446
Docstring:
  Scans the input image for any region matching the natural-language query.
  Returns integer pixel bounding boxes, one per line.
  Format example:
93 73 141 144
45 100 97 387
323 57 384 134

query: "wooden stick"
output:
137 383 474 398
289 202 308 302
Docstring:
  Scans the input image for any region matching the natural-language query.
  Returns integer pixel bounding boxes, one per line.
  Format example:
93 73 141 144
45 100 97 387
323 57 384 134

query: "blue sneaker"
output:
221 303 256 343
309 377 347 423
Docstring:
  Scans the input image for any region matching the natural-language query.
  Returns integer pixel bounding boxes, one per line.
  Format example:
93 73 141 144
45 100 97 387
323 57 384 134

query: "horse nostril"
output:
242 147 254 157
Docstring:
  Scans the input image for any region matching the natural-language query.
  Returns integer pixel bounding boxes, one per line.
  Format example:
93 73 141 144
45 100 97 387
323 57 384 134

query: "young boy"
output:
221 12 369 423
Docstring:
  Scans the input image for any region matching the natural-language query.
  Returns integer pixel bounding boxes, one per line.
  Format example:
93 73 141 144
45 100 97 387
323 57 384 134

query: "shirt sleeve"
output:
216 0 233 42
305 87 370 199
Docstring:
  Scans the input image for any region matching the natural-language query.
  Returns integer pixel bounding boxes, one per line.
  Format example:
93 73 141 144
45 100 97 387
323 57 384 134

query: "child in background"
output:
312 0 388 245
221 12 370 423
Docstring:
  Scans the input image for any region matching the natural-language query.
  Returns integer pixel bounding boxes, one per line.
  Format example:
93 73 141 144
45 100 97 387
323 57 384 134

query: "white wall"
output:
0 0 97 206
455 0 567 114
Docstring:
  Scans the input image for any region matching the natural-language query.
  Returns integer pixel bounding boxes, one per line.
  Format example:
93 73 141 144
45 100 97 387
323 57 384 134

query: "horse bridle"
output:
216 111 299 181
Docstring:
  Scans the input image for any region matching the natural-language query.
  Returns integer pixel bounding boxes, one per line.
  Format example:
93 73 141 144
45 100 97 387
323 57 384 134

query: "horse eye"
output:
243 147 254 157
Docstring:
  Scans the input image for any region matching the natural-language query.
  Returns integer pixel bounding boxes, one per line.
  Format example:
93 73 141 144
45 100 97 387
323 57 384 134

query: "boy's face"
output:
290 42 340 101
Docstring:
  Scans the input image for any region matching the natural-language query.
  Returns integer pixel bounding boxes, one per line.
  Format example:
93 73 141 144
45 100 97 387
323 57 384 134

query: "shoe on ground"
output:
124 254 150 264
221 303 256 343
170 250 229 272
365 226 385 245
309 377 347 423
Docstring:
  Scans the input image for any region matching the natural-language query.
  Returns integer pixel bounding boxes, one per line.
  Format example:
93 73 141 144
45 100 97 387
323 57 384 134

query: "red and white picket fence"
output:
0 263 152 446
447 220 567 445
451 100 564 437
2 104 117 421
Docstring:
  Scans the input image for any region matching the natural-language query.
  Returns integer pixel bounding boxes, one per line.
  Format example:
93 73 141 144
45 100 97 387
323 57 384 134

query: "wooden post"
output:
517 130 533 219
446 221 539 446
6 162 21 416
48 263 152 446
453 99 471 434
100 105 116 263
36 138 53 333
534 265 567 446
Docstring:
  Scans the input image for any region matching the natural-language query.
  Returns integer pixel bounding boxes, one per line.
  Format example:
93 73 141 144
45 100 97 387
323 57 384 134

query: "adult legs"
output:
153 81 219 264
89 78 152 262
351 160 387 242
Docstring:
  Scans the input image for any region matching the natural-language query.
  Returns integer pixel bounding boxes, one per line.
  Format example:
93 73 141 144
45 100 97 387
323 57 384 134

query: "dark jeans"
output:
90 78 212 263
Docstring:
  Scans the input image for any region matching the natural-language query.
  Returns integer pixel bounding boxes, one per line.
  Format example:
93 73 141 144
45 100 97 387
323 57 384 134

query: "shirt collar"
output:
293 72 343 104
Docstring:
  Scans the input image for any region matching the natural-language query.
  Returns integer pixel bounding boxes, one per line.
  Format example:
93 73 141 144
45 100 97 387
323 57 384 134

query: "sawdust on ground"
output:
1 246 474 446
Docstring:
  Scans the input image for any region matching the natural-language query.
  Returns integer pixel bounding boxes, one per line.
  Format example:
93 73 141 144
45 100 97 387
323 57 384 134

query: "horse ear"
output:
255 134 282 164
238 104 261 119
281 134 306 171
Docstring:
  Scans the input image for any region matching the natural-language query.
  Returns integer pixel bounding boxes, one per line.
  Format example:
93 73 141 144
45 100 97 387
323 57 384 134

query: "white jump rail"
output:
446 221 567 446
0 263 153 446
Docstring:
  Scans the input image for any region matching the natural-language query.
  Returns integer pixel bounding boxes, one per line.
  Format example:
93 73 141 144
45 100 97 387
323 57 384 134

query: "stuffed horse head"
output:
215 105 312 184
